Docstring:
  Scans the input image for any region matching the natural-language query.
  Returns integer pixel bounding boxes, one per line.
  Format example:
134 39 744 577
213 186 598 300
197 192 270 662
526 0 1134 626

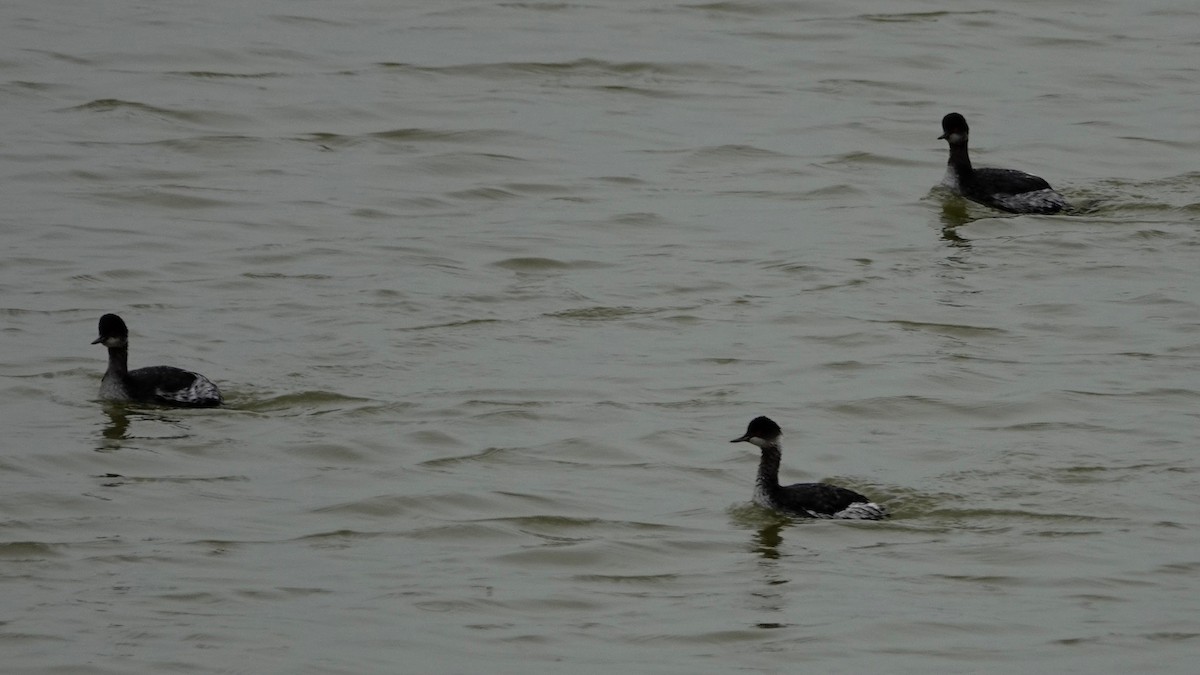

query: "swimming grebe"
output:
92 313 222 407
731 416 886 520
939 112 1068 214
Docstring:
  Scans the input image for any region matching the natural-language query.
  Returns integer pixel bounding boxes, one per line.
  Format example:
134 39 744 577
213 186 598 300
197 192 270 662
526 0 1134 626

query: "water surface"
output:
3 1 1200 673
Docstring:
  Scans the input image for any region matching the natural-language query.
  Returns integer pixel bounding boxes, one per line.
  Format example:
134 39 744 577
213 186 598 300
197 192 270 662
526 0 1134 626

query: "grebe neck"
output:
105 345 130 379
756 441 783 493
947 139 973 174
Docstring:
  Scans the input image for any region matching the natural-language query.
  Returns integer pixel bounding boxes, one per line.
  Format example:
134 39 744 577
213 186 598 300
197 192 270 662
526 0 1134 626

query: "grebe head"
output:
939 112 969 143
92 313 130 349
730 416 782 449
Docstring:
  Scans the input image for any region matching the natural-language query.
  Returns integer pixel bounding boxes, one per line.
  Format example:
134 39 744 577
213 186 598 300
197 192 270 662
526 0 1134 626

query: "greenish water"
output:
3 1 1199 673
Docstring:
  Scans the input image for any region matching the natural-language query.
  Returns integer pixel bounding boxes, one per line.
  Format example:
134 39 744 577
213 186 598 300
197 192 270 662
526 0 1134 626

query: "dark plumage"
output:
938 112 1068 215
92 313 222 407
731 416 886 520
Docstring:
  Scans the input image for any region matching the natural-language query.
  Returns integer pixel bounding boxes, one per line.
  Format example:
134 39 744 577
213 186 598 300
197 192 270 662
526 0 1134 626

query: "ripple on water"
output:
385 57 751 80
544 305 659 321
248 389 368 405
413 152 531 178
0 541 62 560
67 98 252 127
8 2 1200 673
491 257 611 273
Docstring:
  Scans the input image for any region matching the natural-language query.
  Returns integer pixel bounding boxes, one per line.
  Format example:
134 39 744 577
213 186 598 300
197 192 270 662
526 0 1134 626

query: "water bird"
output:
92 313 223 407
938 112 1068 214
731 416 886 520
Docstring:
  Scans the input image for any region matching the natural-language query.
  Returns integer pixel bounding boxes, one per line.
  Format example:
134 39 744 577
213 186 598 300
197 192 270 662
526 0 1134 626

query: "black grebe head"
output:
730 416 782 449
92 313 130 349
939 112 969 143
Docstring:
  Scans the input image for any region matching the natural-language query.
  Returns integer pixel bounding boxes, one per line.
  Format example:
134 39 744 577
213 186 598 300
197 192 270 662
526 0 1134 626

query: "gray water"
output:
3 0 1200 673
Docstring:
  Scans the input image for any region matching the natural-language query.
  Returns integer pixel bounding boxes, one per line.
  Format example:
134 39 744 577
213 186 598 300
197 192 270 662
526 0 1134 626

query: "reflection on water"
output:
752 521 785 560
940 223 971 246
938 203 974 230
96 404 193 452
98 405 130 450
749 521 790 629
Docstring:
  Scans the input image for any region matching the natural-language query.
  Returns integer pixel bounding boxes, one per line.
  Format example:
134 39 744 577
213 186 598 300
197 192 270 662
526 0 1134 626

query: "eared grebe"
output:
92 313 222 407
938 112 1068 214
731 416 887 520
